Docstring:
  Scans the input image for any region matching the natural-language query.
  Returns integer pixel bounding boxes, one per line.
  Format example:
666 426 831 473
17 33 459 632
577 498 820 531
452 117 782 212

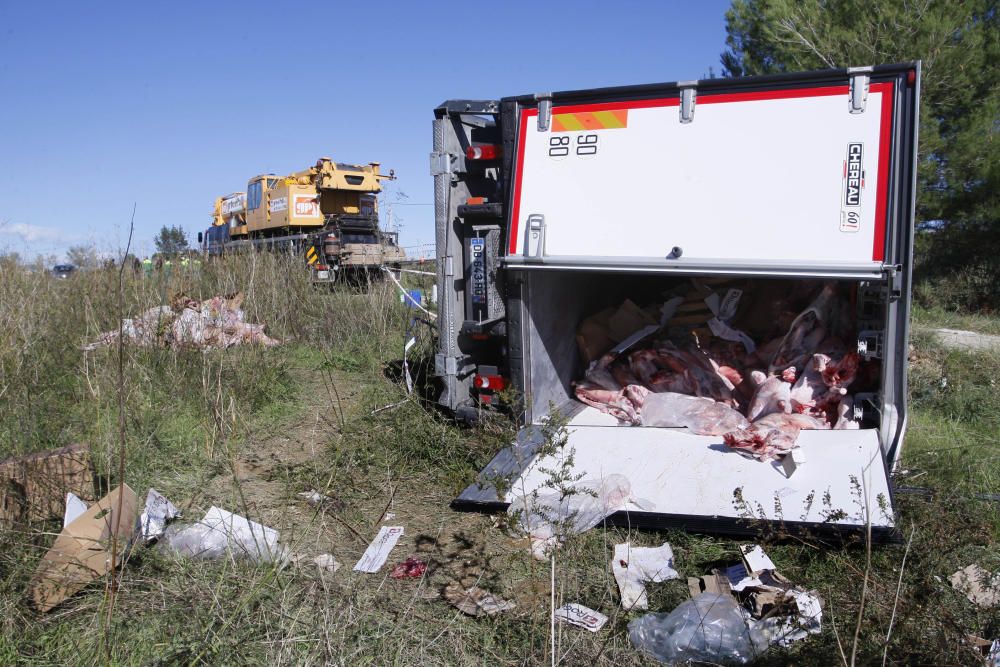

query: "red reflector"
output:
466 196 486 205
470 333 490 341
907 69 916 86
466 145 500 160
315 264 328 270
474 374 506 391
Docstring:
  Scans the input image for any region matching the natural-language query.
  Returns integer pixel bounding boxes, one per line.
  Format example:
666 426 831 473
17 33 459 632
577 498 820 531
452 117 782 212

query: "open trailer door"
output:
450 64 919 541
455 410 896 540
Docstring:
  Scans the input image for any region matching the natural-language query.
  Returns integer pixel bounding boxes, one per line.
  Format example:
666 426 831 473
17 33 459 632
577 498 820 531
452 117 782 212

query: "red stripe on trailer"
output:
698 85 847 105
871 81 894 262
509 109 531 254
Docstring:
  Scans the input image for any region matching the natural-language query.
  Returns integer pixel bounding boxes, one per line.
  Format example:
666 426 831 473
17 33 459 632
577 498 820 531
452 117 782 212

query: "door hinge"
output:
679 83 697 124
443 255 454 277
535 93 552 132
848 67 873 114
857 330 884 360
429 151 454 176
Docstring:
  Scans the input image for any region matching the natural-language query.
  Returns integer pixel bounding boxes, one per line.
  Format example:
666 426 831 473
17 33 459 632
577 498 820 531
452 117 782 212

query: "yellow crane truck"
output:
199 157 405 282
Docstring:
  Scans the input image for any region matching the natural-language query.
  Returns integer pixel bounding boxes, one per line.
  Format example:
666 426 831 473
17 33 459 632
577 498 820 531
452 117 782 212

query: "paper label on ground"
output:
353 526 404 573
555 603 608 632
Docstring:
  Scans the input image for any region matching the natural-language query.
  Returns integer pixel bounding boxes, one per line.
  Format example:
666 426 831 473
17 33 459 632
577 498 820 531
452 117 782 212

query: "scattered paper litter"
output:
139 488 180 542
353 526 404 573
612 542 679 610
555 603 608 632
62 493 88 528
950 564 1000 607
748 589 823 647
444 584 516 617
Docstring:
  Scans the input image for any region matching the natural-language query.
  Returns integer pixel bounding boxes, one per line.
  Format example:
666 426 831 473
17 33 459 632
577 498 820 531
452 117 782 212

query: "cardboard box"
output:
0 444 94 526
31 483 138 612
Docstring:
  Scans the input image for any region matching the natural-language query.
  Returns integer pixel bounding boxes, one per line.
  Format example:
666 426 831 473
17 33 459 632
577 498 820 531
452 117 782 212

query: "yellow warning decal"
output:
306 246 318 265
552 109 628 132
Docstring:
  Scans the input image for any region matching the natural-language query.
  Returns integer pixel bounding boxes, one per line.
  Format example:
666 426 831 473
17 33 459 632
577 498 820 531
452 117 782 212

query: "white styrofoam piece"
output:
505 414 894 528
513 90 889 265
741 544 777 574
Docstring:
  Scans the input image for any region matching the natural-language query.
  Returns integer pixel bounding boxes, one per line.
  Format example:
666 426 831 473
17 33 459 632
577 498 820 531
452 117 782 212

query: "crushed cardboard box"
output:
1 443 94 526
31 483 138 612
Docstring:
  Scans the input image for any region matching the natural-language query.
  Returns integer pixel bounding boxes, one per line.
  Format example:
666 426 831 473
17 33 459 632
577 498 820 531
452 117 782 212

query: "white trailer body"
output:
432 64 920 540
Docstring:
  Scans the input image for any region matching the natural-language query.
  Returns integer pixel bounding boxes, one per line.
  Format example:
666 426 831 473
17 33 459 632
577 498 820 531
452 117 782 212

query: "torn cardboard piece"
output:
1 443 94 526
950 564 1000 607
740 544 776 577
612 542 679 610
444 584 516 617
31 483 138 612
687 570 732 598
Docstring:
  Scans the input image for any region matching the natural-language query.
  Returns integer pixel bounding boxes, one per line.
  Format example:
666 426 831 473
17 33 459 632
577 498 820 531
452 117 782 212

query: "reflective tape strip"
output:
551 109 628 132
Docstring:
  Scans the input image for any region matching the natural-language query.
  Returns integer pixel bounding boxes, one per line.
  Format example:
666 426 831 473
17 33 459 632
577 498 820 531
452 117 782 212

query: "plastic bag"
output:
640 392 749 435
160 506 284 562
508 474 642 560
628 592 766 665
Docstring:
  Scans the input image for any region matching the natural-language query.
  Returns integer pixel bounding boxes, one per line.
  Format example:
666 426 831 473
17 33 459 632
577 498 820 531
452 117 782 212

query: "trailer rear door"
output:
456 410 896 540
504 68 915 279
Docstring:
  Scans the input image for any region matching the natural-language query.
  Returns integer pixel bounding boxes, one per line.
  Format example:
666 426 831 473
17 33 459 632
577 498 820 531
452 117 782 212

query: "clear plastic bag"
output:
160 507 285 562
508 474 639 559
640 392 749 435
628 592 767 665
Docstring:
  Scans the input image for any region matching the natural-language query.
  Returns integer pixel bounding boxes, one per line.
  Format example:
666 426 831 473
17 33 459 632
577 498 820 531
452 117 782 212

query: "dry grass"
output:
0 252 998 665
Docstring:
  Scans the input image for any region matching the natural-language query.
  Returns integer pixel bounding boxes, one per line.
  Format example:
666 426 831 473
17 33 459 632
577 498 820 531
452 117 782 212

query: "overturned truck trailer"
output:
433 63 920 541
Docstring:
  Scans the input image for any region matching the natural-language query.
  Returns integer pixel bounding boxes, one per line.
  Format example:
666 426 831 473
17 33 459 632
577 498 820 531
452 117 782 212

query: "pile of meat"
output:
574 282 872 462
83 292 281 351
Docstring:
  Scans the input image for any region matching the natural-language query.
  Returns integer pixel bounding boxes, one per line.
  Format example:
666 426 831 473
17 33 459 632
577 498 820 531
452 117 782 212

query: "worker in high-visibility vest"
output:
180 256 190 270
142 257 153 278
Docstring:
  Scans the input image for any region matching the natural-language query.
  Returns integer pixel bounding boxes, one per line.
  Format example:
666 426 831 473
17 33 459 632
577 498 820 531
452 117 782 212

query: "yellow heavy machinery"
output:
200 157 405 282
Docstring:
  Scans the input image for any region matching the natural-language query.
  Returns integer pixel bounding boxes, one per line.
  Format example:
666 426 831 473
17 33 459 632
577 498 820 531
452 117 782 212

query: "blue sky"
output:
0 1 731 261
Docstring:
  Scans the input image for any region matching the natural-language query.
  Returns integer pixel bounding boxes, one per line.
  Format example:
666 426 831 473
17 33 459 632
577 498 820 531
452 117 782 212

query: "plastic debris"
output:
629 592 765 665
63 493 88 527
161 506 284 562
83 292 280 351
612 542 679 610
139 488 180 543
555 603 608 632
444 584 516 617
31 484 138 612
390 557 427 579
353 526 404 573
313 553 340 573
950 564 1000 607
509 474 648 560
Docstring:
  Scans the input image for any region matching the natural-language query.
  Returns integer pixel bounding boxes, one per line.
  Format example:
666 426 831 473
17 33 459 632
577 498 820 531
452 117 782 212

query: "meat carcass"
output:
574 383 640 424
768 284 841 374
746 371 793 421
636 389 749 435
723 413 828 461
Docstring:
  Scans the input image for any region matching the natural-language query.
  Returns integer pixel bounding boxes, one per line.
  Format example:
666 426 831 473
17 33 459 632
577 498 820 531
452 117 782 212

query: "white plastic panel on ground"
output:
470 407 894 529
509 84 894 269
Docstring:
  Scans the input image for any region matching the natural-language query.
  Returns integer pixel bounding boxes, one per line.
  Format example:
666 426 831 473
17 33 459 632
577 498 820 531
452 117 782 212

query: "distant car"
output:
52 264 76 279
